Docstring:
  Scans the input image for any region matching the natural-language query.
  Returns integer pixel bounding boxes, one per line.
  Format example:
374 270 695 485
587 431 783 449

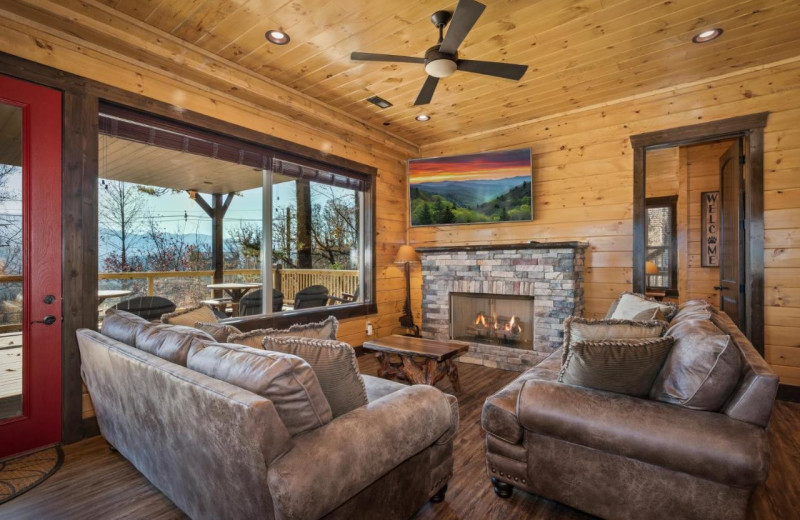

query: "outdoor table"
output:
98 289 133 305
205 283 261 317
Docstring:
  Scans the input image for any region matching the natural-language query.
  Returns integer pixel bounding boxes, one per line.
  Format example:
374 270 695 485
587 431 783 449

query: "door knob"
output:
33 315 57 325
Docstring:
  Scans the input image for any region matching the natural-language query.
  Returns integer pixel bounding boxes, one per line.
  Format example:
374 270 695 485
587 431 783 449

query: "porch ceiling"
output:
100 136 294 194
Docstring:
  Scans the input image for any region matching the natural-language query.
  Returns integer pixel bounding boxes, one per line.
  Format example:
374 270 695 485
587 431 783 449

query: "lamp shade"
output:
395 245 420 264
645 261 659 275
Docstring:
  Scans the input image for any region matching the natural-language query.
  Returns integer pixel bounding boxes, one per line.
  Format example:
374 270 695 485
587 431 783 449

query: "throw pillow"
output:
669 301 713 325
194 321 242 343
135 324 214 366
161 304 218 327
561 316 667 365
559 336 675 397
610 292 677 321
262 335 368 417
604 298 620 319
631 307 668 322
187 343 332 436
651 319 742 411
101 309 151 346
228 316 339 350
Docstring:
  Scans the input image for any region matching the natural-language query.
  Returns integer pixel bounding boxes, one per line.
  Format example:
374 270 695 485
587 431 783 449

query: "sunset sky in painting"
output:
409 148 531 184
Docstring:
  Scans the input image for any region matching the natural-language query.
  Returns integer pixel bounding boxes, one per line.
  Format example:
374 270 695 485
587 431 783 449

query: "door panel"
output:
718 139 745 326
0 74 62 458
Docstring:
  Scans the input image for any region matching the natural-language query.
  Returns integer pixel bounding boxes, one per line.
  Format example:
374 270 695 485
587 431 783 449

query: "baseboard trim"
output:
777 384 800 403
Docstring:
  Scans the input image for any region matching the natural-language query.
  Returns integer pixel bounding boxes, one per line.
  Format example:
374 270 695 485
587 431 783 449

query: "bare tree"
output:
99 180 148 271
227 222 263 270
0 164 22 275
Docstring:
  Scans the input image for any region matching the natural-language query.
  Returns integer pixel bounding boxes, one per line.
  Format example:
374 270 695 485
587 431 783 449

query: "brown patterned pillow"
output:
227 329 268 350
262 335 367 417
228 316 338 350
161 304 218 326
610 292 677 321
559 337 675 397
194 321 242 343
561 316 667 365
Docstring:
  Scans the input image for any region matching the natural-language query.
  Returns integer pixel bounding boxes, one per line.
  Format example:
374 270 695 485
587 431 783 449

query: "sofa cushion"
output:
481 348 562 444
101 309 151 346
559 337 675 397
651 319 742 411
561 316 667 365
670 300 714 325
187 343 332 436
161 304 218 326
262 336 368 417
135 324 214 366
227 316 339 350
194 321 242 343
610 292 677 321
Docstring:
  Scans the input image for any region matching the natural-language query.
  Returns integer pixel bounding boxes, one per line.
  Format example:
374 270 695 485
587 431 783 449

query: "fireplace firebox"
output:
450 292 534 350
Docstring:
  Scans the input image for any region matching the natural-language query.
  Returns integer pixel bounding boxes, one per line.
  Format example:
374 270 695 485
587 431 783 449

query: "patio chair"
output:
111 296 176 321
239 289 284 316
293 285 329 309
328 288 359 305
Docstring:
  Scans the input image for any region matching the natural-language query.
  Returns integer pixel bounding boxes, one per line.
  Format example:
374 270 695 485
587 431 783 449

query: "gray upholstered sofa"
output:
481 303 778 520
77 319 457 520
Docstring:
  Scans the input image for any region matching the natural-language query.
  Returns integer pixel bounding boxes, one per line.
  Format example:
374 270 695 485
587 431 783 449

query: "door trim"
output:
630 113 768 354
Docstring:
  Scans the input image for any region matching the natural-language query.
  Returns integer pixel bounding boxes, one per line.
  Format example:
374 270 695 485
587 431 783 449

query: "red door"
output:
0 74 62 458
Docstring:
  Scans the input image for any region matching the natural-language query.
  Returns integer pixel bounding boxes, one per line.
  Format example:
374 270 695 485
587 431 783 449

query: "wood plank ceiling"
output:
18 0 800 147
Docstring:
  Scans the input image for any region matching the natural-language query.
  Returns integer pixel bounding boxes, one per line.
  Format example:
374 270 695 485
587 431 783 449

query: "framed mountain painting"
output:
409 148 532 226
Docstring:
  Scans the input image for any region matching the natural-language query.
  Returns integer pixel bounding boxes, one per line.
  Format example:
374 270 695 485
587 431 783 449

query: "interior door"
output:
717 138 745 327
0 74 62 458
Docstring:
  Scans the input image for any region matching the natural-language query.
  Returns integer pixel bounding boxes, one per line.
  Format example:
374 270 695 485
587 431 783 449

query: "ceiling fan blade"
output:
439 0 486 54
457 60 528 80
350 52 425 64
414 75 440 105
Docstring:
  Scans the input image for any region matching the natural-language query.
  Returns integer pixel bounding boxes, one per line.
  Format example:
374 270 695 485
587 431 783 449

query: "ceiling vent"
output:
366 96 393 109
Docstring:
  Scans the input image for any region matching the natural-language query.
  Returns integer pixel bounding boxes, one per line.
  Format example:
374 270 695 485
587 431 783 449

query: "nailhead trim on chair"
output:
490 467 526 485
431 471 452 492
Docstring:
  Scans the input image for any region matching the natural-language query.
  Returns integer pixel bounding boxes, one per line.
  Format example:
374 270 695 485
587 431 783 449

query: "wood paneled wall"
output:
411 58 800 385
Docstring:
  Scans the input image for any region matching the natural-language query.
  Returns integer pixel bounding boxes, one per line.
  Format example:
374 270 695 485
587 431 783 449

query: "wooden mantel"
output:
415 241 589 254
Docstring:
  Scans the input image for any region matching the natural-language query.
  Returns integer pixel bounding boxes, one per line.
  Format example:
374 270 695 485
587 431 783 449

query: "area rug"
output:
0 445 63 505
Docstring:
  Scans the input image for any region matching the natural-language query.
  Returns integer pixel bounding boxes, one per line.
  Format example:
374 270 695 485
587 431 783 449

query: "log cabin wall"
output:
411 58 800 386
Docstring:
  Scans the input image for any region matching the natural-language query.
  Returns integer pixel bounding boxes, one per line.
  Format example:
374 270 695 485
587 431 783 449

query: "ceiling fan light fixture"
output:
265 30 290 45
425 58 457 78
415 114 431 121
692 28 722 43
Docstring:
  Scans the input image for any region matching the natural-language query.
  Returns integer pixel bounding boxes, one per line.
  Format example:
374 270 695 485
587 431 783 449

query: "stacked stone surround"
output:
419 242 587 371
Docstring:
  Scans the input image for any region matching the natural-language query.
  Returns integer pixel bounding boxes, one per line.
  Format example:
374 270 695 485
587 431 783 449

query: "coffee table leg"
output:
446 359 461 393
375 352 389 379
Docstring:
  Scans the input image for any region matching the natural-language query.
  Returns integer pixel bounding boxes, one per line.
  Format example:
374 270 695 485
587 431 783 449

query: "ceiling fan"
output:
350 0 528 106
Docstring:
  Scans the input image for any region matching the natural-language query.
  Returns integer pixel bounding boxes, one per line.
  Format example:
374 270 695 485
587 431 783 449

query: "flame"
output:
504 316 522 335
474 312 488 328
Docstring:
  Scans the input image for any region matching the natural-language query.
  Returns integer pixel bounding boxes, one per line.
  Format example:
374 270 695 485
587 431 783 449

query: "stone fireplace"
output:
418 242 587 371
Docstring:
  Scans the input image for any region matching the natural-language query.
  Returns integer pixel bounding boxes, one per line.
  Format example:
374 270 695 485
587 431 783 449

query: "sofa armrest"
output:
517 380 769 488
268 384 454 520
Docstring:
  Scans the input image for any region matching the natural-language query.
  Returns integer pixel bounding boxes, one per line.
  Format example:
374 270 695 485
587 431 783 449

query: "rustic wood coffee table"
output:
362 335 469 392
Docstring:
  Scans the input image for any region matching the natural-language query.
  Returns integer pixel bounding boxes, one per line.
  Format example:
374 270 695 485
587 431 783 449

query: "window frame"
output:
97 102 377 327
645 195 678 296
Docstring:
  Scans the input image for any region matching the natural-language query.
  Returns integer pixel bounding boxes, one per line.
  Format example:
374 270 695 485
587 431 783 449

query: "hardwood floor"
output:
1 356 798 520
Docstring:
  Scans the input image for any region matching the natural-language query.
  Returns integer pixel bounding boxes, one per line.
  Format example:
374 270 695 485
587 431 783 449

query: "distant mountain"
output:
98 230 213 260
412 175 529 207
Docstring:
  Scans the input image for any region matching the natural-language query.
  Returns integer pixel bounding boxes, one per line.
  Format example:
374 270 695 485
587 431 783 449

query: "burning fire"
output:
474 312 489 328
473 312 522 336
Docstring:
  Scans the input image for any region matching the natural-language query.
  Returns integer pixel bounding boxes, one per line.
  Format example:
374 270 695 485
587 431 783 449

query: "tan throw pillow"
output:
194 321 242 343
610 292 677 321
631 307 668 322
651 319 742 411
161 304 218 327
669 301 713 325
559 337 675 397
561 316 667 365
262 336 368 418
135 324 214 366
228 316 338 350
604 298 620 319
188 343 332 436
101 309 151 346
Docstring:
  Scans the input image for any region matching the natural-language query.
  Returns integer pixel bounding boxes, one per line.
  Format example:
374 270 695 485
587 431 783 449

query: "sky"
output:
409 148 531 185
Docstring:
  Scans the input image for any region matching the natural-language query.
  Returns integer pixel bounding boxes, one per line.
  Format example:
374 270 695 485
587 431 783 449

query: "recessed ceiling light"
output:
415 114 430 122
692 28 722 43
265 30 290 45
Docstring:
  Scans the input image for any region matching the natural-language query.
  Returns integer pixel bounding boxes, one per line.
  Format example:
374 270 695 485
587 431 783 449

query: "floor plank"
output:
1 356 798 519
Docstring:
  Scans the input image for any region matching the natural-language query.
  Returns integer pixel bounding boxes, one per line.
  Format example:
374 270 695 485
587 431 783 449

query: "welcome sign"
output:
701 191 720 267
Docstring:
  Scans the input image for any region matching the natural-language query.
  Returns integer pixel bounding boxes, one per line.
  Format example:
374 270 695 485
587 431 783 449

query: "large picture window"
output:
96 104 373 321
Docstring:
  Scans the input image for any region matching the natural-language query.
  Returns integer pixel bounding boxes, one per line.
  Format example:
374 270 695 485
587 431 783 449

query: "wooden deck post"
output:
193 191 234 298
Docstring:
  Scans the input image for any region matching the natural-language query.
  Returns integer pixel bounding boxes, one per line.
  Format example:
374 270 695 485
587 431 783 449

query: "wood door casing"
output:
718 139 745 327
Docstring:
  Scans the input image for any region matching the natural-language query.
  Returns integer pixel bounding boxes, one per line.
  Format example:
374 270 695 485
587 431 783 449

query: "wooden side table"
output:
362 335 469 392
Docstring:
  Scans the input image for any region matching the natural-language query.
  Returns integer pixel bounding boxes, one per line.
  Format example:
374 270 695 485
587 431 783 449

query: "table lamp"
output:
645 261 659 275
395 245 420 337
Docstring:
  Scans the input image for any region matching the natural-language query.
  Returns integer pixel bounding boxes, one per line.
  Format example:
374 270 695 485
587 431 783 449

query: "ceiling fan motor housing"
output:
425 45 458 78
